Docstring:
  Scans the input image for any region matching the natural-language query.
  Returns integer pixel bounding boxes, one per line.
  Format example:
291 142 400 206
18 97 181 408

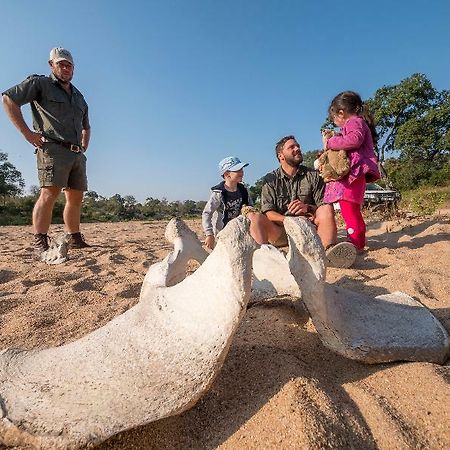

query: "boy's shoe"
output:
34 233 49 258
326 242 357 269
66 232 91 249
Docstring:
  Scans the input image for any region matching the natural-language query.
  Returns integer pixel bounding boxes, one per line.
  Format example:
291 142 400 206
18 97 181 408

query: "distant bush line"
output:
0 193 207 226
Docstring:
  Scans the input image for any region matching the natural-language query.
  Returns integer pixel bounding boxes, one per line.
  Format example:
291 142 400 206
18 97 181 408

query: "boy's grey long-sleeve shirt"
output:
202 182 252 236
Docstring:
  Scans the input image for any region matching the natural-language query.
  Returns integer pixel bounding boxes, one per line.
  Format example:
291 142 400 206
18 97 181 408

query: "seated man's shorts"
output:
36 142 88 191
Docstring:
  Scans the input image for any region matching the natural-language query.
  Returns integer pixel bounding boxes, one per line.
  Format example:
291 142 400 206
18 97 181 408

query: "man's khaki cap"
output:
49 47 74 65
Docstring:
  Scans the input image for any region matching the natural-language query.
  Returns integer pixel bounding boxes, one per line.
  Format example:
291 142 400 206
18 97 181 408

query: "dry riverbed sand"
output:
0 214 449 449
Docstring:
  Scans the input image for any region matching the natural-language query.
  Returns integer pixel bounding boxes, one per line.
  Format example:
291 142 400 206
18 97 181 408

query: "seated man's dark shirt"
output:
260 165 325 215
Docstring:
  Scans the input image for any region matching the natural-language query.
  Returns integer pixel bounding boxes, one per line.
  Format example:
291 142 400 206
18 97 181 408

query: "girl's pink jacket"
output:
326 116 380 184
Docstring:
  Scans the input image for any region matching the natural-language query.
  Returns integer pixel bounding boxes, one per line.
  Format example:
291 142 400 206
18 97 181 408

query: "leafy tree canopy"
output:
0 152 25 204
248 177 265 204
366 73 449 164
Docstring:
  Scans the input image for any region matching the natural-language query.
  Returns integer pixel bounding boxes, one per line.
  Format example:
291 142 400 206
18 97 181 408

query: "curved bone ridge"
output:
141 218 208 296
0 216 258 450
251 244 300 301
283 216 450 364
145 219 299 302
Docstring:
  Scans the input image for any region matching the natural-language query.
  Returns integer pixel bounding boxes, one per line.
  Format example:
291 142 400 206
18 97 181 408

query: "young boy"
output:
202 156 276 249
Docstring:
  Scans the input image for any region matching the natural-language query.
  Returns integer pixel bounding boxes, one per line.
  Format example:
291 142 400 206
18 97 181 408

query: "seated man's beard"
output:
285 155 302 167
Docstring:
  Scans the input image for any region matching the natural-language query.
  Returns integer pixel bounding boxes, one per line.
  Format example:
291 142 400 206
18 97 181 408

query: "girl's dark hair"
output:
328 91 378 145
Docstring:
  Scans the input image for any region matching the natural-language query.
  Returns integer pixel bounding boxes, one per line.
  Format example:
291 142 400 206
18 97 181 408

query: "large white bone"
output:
139 219 297 302
0 216 258 450
283 217 450 364
144 218 449 365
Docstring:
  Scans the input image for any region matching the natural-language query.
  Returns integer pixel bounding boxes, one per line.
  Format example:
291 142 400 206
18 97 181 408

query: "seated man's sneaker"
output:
34 233 49 258
326 242 357 269
66 232 91 249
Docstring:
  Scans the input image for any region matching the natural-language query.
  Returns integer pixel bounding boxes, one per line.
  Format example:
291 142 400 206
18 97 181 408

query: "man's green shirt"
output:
2 73 90 146
260 165 325 214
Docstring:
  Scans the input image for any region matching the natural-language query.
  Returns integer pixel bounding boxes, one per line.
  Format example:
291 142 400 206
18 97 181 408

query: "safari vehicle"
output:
364 183 401 206
332 183 401 211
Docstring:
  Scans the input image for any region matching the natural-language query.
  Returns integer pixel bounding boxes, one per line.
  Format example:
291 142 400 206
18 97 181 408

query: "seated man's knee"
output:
249 211 264 225
314 204 335 226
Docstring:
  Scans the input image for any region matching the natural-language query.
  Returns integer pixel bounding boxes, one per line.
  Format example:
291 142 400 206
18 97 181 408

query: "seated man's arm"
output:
260 179 285 224
264 209 286 225
310 170 326 208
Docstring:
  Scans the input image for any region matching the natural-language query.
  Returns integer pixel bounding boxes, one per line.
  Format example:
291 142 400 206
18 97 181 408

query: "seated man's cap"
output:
219 156 249 175
49 47 74 65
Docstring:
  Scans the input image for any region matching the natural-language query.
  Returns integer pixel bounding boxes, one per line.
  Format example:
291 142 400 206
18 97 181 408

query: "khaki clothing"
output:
2 73 90 146
37 142 87 191
260 165 325 215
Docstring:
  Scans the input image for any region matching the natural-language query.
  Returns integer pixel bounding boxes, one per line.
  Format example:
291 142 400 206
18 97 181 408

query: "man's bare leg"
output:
32 186 62 234
314 204 337 249
247 212 285 245
242 211 285 245
63 189 84 233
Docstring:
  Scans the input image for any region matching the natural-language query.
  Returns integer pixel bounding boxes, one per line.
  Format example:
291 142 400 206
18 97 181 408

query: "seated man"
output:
260 135 356 268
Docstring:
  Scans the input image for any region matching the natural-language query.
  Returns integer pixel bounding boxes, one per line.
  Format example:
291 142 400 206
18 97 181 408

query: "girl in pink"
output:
322 91 380 251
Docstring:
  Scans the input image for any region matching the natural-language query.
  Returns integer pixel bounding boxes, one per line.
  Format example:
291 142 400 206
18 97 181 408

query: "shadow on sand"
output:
99 281 449 450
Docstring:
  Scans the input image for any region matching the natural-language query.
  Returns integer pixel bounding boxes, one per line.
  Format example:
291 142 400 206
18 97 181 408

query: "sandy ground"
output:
0 214 449 450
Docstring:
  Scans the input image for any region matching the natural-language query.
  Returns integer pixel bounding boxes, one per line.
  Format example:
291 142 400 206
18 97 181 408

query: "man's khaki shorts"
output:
36 142 88 191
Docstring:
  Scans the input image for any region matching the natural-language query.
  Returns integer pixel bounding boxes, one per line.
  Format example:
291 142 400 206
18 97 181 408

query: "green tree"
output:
0 152 25 204
111 194 124 205
302 150 320 169
366 73 449 163
84 190 100 202
366 73 450 189
143 197 163 218
123 195 137 207
248 177 265 204
182 200 197 215
394 89 450 164
195 200 207 212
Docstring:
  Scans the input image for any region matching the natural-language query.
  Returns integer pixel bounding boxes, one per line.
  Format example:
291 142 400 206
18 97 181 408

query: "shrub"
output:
401 184 450 215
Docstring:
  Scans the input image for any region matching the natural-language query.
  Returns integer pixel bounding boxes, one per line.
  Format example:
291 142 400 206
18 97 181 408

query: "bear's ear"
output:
318 152 328 164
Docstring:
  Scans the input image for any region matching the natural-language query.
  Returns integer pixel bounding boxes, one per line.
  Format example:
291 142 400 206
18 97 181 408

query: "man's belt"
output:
45 138 84 153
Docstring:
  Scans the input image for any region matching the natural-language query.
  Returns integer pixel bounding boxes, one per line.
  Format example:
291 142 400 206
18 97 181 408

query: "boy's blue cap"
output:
219 156 249 175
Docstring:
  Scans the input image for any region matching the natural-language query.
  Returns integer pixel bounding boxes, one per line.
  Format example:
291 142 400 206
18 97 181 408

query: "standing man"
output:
260 135 357 268
2 47 91 257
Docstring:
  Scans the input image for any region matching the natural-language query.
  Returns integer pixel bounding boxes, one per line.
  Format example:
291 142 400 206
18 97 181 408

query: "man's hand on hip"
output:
24 130 44 148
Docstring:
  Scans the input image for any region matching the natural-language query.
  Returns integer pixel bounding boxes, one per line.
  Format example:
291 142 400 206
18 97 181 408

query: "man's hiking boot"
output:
66 232 91 249
325 242 357 269
34 233 49 259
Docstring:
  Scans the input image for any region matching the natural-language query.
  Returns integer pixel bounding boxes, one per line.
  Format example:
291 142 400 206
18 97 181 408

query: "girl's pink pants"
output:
339 200 366 250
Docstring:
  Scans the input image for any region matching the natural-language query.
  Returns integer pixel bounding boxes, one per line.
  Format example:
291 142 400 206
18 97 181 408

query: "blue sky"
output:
1 0 449 202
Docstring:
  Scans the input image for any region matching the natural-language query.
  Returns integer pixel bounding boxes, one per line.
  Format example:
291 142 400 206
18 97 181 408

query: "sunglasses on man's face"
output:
55 61 73 70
